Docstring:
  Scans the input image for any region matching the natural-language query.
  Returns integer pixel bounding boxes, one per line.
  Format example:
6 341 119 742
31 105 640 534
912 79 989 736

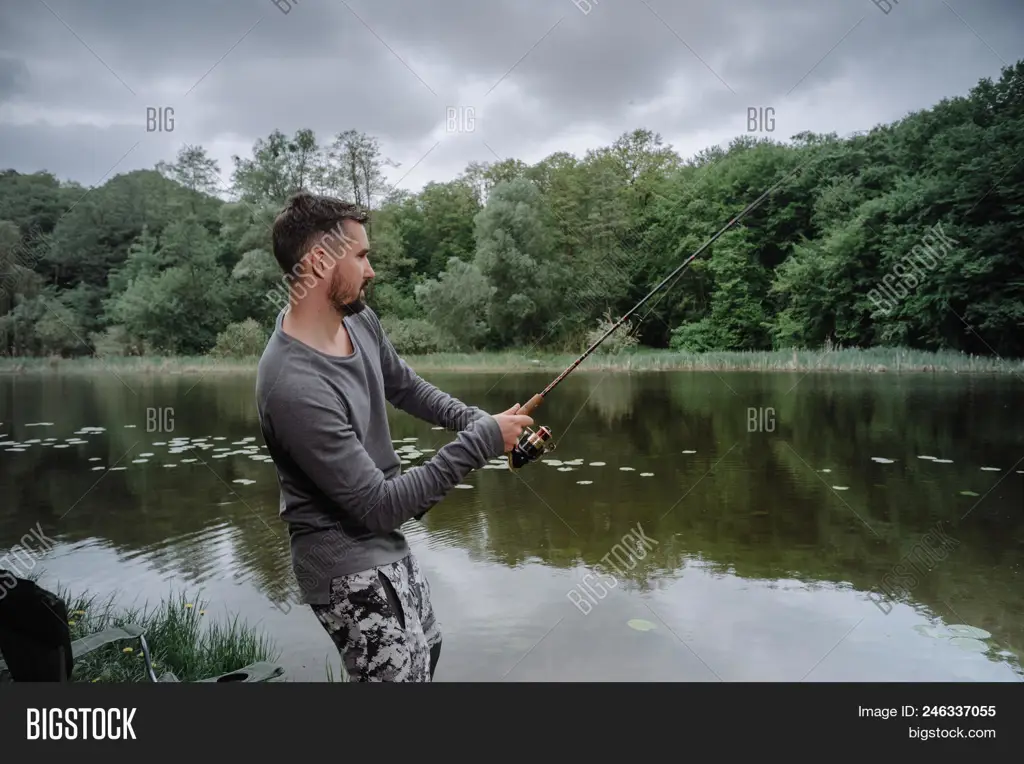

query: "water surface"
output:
1 369 1021 681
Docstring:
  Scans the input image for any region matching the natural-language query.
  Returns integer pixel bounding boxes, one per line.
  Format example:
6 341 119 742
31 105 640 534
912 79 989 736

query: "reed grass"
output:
1 346 1021 375
52 587 280 683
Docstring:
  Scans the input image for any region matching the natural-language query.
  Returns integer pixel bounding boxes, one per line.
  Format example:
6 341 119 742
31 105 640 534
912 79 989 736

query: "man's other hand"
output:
492 403 535 453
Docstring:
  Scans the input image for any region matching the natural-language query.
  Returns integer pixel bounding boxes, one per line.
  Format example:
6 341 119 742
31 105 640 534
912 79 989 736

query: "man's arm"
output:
267 386 505 534
368 309 487 431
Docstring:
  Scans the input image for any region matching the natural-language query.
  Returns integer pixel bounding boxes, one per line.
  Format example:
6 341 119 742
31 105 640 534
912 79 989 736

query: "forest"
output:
0 60 1021 361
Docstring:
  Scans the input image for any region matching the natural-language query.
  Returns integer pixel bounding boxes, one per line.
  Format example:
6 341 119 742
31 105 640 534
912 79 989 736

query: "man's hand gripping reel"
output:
507 394 555 471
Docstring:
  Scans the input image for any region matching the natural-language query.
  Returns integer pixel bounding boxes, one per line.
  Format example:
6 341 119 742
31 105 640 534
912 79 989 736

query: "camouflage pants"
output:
310 553 441 682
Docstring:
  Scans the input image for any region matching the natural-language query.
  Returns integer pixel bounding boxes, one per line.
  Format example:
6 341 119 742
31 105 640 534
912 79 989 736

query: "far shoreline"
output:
1 347 1021 377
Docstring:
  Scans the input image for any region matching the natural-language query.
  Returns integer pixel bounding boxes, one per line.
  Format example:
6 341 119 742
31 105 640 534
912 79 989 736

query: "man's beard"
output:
328 273 370 316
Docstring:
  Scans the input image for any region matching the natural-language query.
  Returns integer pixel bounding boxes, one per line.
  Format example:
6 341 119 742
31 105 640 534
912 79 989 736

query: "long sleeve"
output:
369 309 487 431
266 386 505 534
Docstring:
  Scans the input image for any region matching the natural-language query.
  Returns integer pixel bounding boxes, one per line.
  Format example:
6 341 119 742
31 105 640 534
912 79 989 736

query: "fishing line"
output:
505 157 814 471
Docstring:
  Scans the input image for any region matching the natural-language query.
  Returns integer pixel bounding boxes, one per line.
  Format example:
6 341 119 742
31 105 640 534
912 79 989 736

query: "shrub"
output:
209 318 268 358
585 309 639 355
90 325 147 357
380 317 447 354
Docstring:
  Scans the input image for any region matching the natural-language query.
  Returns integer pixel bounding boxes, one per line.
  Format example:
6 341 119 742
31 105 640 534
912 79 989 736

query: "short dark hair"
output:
271 191 369 275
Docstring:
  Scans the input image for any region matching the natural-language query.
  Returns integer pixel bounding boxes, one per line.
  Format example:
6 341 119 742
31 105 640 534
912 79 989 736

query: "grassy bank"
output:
48 588 280 683
1 346 1022 376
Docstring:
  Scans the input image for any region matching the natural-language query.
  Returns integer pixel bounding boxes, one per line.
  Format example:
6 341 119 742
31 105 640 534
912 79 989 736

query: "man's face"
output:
319 220 375 316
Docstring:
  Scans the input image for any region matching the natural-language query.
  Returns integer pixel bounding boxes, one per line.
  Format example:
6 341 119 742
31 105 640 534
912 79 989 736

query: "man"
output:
255 191 533 682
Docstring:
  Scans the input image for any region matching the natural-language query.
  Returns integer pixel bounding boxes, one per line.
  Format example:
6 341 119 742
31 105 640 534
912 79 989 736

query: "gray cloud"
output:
0 0 1021 194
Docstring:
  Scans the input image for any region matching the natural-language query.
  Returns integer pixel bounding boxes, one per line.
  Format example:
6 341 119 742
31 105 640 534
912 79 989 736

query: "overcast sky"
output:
1 0 1021 198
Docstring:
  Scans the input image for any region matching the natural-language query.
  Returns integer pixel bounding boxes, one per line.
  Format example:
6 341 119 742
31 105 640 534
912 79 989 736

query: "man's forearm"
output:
389 371 482 430
269 392 506 535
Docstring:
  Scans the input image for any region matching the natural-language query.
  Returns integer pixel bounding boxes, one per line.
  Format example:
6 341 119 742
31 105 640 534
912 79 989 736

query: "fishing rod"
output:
506 177 790 471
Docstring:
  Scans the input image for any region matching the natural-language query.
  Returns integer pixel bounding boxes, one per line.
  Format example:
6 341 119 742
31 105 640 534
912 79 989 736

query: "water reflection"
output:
1 369 1021 680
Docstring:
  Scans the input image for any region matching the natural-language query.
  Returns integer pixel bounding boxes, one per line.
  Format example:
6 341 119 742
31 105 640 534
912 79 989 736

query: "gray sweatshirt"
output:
255 306 505 605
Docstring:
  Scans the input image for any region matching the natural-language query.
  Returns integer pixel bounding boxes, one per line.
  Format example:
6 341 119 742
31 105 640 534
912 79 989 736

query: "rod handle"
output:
519 393 544 416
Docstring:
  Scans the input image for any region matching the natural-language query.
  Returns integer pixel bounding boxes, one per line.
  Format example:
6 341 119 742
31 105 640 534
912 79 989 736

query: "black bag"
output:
0 570 73 681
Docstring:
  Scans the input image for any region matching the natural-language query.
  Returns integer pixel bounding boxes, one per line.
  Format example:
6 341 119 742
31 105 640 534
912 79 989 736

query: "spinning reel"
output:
505 393 555 471
508 424 555 470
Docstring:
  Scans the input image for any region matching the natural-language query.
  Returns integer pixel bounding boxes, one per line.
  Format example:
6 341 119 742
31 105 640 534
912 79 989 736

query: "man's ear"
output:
307 246 328 279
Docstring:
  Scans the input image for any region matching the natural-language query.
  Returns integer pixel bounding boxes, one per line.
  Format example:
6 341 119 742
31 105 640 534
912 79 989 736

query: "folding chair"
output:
0 571 284 683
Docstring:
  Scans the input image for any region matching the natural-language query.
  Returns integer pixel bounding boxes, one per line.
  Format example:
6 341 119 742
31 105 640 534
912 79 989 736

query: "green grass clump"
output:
54 587 280 683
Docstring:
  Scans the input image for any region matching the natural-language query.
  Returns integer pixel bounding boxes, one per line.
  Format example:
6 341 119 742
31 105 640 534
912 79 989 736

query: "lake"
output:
1 367 1022 682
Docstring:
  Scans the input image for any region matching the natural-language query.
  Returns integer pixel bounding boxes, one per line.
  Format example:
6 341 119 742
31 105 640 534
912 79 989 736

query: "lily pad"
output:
627 618 656 632
980 467 1000 471
949 637 989 653
832 486 849 491
946 624 991 639
454 484 473 489
917 455 936 460
681 450 696 454
959 490 980 497
576 480 593 485
619 466 635 471
819 468 831 473
871 457 895 463
640 472 654 477
589 462 606 466
933 459 953 463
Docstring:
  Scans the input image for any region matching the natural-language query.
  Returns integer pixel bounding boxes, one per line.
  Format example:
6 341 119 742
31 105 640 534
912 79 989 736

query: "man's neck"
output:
282 301 354 357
